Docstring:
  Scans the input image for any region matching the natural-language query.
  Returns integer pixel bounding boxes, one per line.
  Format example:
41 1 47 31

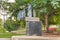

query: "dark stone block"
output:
26 21 42 36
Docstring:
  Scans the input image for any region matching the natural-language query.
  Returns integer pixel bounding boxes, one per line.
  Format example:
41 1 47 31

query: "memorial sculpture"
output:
27 4 32 17
17 8 26 20
17 4 42 36
26 4 42 36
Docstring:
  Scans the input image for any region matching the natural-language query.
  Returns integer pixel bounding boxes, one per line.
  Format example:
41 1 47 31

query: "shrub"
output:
4 19 19 32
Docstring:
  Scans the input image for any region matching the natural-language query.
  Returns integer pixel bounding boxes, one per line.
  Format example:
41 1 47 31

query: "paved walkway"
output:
0 38 10 40
0 36 60 40
12 36 60 40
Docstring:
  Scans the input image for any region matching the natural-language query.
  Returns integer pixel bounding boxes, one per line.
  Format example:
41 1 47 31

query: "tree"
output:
30 0 60 32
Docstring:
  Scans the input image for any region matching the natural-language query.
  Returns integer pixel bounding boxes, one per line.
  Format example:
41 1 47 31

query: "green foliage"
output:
20 20 26 28
1 0 60 27
31 0 60 25
4 19 19 32
30 0 60 14
0 19 2 27
31 0 47 8
0 27 6 33
49 12 60 24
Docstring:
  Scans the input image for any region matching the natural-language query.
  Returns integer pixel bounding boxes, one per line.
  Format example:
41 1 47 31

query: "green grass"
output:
0 32 12 38
0 32 25 38
0 28 26 38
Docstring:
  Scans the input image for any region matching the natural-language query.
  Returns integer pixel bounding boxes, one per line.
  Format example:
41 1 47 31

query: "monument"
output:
12 4 42 40
17 8 25 20
17 3 42 36
25 4 42 36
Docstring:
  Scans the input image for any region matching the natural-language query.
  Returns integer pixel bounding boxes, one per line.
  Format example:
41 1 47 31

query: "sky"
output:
8 0 15 3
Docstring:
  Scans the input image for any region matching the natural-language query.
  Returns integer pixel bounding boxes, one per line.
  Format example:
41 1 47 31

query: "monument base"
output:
12 36 60 40
25 17 42 36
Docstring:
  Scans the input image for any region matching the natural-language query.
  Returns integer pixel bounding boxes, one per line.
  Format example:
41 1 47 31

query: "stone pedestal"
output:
12 36 60 40
25 17 42 36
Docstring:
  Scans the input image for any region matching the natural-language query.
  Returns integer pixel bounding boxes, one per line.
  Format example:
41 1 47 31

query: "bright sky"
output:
8 0 15 3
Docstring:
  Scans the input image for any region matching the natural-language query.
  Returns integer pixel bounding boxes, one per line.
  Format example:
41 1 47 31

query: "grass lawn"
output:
0 32 25 38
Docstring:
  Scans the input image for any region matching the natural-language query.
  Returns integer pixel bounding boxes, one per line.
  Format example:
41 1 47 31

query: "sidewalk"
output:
0 36 60 40
12 36 60 40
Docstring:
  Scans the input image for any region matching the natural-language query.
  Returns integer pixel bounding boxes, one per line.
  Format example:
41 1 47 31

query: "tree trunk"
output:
45 13 49 32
